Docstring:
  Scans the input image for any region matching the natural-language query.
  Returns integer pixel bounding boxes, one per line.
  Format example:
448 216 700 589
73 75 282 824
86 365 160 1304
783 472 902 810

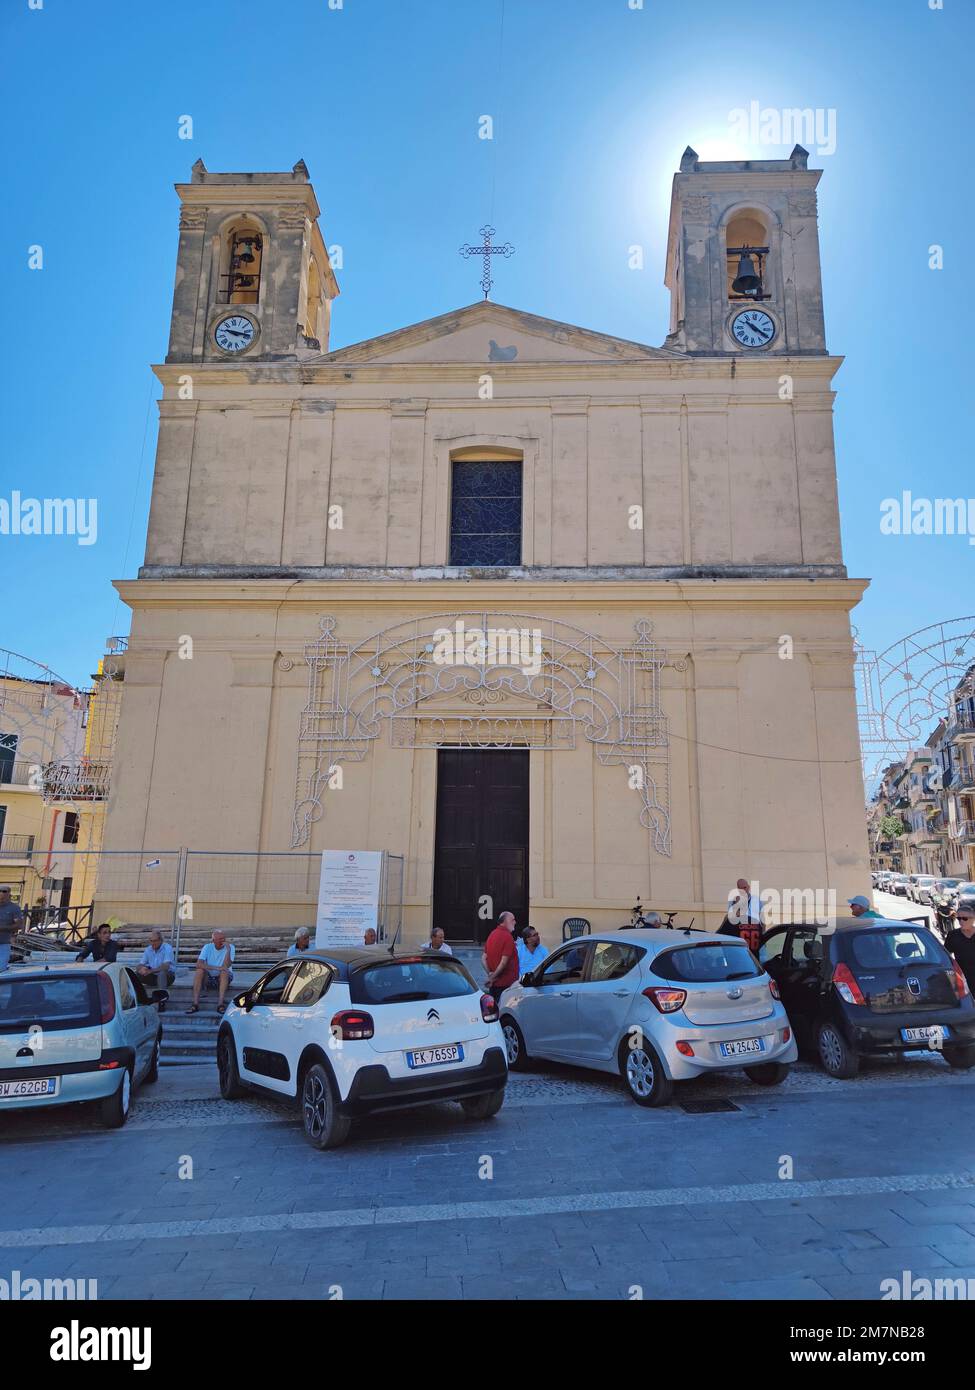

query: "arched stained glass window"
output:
449 459 522 566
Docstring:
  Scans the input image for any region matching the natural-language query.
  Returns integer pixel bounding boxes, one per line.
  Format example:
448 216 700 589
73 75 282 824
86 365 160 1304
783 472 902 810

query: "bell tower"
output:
166 159 339 364
664 144 826 356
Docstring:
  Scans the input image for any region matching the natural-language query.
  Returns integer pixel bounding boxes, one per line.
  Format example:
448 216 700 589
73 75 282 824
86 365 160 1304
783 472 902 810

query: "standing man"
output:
288 927 312 957
482 911 519 1004
0 886 25 971
945 900 975 997
722 878 765 951
516 926 548 974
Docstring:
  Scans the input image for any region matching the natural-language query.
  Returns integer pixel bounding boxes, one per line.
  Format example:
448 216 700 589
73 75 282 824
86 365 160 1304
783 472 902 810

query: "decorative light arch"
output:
291 613 674 856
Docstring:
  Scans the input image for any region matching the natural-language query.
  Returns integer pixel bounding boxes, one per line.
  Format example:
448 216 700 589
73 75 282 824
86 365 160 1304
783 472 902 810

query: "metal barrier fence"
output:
24 848 405 957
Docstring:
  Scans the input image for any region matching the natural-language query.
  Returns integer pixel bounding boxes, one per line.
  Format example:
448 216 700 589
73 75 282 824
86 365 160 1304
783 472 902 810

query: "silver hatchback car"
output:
0 963 164 1128
499 929 798 1106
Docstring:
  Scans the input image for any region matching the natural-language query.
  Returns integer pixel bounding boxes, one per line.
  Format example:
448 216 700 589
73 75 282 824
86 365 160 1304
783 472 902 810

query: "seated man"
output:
187 931 235 1015
421 926 453 955
137 930 176 994
76 922 120 964
288 927 312 957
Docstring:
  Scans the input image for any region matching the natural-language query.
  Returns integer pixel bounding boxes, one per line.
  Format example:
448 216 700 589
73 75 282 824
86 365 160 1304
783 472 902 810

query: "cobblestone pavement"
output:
1 1048 973 1301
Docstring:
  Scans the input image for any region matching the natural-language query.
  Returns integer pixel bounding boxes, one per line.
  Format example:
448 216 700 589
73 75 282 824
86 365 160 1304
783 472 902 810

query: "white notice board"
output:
315 850 383 947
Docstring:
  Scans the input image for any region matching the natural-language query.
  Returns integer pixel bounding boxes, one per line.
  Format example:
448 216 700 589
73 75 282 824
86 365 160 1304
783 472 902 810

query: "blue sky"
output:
1 0 972 688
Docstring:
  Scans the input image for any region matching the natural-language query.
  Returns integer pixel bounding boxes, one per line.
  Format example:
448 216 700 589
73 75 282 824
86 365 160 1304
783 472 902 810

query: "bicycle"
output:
620 897 696 933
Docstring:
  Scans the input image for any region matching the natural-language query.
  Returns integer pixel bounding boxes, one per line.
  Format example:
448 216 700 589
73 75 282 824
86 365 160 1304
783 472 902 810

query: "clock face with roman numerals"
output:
214 315 256 353
731 308 776 349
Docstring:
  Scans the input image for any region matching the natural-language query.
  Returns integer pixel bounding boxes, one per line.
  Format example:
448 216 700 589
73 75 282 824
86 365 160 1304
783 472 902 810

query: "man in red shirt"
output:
483 911 520 1004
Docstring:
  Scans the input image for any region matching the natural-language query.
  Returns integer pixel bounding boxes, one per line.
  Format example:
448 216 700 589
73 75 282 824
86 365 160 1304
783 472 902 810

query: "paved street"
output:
1 1036 973 1302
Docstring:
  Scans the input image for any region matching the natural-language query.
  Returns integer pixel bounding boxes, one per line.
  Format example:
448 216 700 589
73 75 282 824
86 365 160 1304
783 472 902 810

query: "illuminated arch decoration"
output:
291 613 673 856
855 617 975 791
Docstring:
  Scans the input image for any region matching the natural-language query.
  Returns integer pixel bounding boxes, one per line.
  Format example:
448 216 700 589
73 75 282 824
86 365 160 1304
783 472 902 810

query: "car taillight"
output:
97 972 116 1023
675 1040 695 1056
480 993 499 1023
330 1010 374 1040
769 979 781 1000
951 961 970 1000
832 962 866 1006
643 986 687 1014
782 1027 791 1044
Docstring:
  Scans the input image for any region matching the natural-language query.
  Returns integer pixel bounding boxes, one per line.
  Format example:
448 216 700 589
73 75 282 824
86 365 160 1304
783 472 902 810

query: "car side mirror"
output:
520 972 535 987
150 989 169 1006
233 991 251 1012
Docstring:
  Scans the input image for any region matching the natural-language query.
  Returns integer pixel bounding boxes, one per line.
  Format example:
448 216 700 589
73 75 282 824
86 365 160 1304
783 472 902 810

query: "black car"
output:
757 916 975 1078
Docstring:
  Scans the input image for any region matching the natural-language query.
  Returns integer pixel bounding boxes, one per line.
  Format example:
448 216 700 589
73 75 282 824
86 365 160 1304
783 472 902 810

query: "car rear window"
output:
350 957 476 1005
0 976 99 1033
651 942 762 983
848 929 948 970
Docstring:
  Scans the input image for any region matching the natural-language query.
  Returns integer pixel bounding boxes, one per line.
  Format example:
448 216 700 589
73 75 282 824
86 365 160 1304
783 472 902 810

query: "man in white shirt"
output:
187 930 235 1014
516 926 549 974
137 930 176 991
421 926 453 955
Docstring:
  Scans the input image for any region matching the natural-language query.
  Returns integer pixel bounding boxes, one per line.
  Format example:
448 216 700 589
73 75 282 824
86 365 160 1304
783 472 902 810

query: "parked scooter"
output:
930 890 954 942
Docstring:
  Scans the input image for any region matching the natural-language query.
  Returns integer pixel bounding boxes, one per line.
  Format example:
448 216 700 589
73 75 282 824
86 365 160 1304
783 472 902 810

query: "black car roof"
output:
282 948 465 980
762 916 934 937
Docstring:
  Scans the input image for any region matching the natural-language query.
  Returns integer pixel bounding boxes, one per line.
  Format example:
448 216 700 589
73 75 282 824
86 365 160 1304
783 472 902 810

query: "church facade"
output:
104 150 869 942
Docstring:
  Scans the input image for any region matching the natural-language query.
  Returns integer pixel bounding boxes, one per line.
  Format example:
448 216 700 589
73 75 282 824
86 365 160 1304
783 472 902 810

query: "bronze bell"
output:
732 250 761 296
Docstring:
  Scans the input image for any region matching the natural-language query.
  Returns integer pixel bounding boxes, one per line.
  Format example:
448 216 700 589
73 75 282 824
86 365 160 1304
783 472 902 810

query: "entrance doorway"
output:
432 749 529 943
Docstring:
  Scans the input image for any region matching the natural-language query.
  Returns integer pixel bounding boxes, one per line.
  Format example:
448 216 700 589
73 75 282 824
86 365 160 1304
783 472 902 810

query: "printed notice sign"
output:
315 850 383 947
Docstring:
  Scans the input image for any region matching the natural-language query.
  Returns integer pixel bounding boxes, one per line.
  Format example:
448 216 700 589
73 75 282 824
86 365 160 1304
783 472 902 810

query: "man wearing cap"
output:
288 927 312 957
0 886 25 972
848 895 882 919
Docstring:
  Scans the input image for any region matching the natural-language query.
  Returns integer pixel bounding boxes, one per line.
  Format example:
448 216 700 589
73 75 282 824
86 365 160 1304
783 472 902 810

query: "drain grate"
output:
679 1098 741 1114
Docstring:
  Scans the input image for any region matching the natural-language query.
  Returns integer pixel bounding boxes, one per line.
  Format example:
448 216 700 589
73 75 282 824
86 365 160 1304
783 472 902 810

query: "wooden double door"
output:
432 749 529 943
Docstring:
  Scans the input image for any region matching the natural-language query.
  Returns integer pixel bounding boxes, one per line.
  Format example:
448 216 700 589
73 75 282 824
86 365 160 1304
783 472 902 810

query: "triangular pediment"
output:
317 302 673 366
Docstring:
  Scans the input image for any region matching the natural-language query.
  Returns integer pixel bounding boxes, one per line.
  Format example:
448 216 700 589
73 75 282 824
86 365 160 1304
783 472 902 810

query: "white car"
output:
499 928 798 1106
217 949 508 1148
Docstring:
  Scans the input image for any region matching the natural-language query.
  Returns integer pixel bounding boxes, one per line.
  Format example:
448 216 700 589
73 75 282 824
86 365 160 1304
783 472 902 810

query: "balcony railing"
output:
955 820 975 844
41 760 112 803
0 758 43 789
946 711 975 742
0 834 35 859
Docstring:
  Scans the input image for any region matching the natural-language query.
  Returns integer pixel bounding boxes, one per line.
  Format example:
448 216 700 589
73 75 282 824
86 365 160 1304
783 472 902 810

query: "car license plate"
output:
901 1025 947 1046
406 1045 463 1069
719 1038 765 1057
0 1077 59 1099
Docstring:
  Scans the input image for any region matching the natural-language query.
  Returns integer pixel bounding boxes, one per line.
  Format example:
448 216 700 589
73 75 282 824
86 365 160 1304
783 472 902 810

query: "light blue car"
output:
0 963 164 1128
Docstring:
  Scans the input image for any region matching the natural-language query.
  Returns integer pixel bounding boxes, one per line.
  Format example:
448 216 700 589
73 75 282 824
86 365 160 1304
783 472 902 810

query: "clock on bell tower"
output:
166 158 339 365
664 144 826 356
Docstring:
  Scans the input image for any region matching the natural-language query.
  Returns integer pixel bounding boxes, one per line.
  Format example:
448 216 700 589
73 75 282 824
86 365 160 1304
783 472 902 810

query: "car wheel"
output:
217 1030 246 1100
943 1043 975 1070
817 1021 860 1079
460 1087 505 1120
619 1036 673 1107
301 1061 351 1150
99 1067 132 1128
144 1036 161 1085
501 1017 531 1072
744 1061 791 1086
